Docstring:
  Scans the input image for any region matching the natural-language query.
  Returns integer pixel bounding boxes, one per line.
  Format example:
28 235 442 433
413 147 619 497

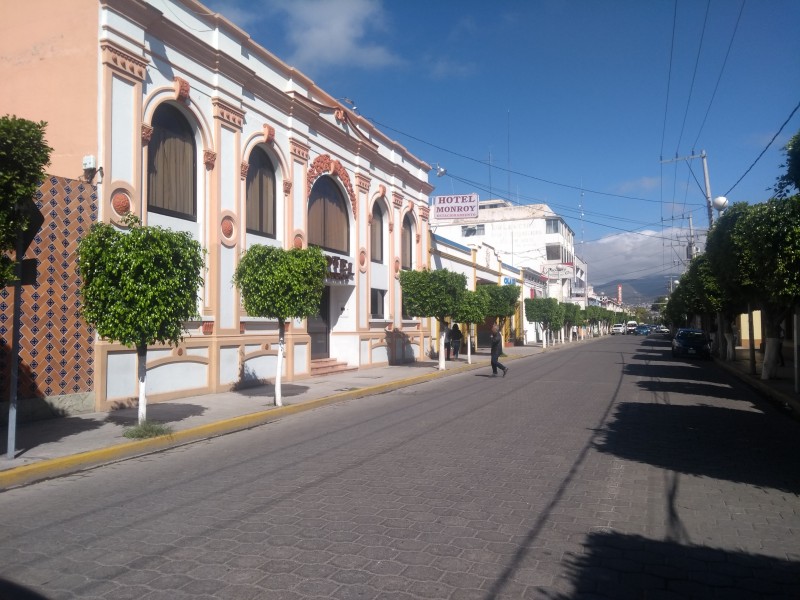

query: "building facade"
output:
0 0 433 416
431 199 578 303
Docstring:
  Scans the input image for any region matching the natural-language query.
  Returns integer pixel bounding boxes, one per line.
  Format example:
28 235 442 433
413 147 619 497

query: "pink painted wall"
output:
0 0 99 179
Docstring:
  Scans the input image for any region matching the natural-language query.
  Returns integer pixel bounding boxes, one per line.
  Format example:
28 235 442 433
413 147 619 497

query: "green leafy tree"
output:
736 196 800 377
524 297 563 349
584 305 602 336
78 214 205 423
0 115 52 285
774 129 800 199
451 288 489 364
485 284 521 341
561 302 580 341
233 244 326 405
399 268 466 370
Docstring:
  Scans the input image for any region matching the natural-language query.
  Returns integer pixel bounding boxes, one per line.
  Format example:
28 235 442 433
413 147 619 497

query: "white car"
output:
611 323 625 335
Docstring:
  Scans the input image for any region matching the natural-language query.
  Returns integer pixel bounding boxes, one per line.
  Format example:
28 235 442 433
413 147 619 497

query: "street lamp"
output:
712 195 728 217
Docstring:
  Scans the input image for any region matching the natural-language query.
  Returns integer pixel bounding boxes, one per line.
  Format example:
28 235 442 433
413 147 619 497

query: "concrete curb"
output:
0 355 501 490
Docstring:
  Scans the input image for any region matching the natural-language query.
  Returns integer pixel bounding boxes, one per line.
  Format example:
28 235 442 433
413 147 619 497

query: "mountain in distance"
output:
594 274 673 306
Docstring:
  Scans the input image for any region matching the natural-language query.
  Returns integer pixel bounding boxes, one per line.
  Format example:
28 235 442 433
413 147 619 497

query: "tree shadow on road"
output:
537 531 800 599
594 401 800 494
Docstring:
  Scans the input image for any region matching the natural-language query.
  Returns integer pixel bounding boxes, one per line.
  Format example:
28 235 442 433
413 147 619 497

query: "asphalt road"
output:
1 334 798 599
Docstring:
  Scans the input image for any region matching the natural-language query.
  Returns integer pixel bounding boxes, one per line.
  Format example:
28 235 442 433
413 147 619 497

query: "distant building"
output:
431 199 578 303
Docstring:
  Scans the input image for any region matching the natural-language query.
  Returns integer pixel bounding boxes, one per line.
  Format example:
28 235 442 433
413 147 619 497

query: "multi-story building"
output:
0 0 433 417
431 199 578 303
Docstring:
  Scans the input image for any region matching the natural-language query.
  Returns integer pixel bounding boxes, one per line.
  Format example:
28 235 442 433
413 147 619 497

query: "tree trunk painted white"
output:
542 328 548 350
275 319 285 406
762 337 781 380
467 332 472 364
137 344 147 424
724 332 735 361
438 326 446 371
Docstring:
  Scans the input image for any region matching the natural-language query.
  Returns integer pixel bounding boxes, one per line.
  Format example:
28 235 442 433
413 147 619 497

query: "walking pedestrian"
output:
489 324 508 377
451 323 463 359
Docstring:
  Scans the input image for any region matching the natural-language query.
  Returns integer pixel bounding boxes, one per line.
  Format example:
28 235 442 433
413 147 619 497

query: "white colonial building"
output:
0 0 434 414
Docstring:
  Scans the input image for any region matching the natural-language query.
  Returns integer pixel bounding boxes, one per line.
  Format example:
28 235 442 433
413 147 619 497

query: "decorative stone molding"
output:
203 150 217 170
378 184 386 197
220 214 237 247
334 108 345 123
263 124 276 144
367 213 373 226
416 233 421 244
100 42 148 80
420 206 430 221
240 322 246 334
202 322 214 335
141 124 154 144
392 192 404 209
111 191 131 216
307 154 358 220
174 77 190 102
240 161 249 180
283 180 293 196
293 232 304 249
355 173 371 192
359 248 368 273
289 138 309 161
212 98 245 129
388 222 394 233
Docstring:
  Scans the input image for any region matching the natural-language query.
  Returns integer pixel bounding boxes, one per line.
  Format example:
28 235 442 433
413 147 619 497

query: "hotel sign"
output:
325 254 354 283
431 193 479 220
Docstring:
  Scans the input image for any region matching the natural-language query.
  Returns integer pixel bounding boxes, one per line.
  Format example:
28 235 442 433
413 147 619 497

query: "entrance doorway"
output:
308 286 330 359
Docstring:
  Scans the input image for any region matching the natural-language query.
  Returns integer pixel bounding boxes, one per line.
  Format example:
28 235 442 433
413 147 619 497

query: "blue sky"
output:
204 0 800 285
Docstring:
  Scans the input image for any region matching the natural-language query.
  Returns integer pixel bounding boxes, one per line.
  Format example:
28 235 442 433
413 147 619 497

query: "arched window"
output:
147 103 196 220
246 147 276 238
401 213 414 270
308 176 349 254
370 203 384 263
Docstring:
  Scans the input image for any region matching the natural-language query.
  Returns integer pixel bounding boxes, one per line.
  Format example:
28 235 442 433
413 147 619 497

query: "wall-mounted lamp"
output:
82 155 104 184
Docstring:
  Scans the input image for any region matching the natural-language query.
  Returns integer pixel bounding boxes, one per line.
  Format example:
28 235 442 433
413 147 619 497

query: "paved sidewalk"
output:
0 345 544 488
2 336 797 489
715 345 800 414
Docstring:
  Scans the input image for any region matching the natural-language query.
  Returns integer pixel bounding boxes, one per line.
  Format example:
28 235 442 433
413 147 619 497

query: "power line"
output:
675 0 711 155
691 0 746 149
364 115 662 204
723 98 800 196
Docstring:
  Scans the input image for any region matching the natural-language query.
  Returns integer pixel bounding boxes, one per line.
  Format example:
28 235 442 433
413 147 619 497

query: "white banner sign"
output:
431 193 479 220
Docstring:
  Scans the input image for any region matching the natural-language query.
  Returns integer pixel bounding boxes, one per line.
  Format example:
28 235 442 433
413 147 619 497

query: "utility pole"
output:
661 151 714 230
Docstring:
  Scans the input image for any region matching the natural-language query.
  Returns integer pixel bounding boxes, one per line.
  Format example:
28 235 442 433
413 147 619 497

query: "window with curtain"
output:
147 103 196 220
370 203 383 263
401 213 414 270
246 147 276 237
308 175 349 254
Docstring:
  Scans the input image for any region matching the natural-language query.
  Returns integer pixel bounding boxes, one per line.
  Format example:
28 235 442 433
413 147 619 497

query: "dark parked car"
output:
672 328 711 359
634 325 650 335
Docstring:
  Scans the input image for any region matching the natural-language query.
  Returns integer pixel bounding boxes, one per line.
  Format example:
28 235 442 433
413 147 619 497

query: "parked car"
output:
672 328 712 359
611 323 625 335
634 325 650 335
655 325 669 334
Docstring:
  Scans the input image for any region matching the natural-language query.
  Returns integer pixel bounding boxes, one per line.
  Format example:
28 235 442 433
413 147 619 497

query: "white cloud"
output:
267 0 405 72
584 227 704 284
614 176 660 195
